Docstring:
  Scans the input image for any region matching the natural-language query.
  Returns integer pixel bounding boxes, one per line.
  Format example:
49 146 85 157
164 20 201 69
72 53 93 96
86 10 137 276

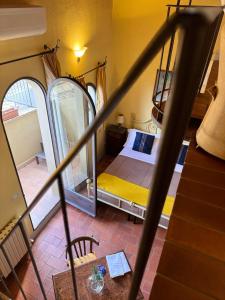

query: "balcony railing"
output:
0 6 223 300
4 79 37 108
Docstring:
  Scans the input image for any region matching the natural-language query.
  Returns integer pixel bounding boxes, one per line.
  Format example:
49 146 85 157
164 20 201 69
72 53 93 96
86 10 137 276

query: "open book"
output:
106 251 131 278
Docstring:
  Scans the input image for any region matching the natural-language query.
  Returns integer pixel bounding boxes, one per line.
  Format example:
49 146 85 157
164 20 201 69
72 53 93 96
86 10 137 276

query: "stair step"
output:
150 275 214 300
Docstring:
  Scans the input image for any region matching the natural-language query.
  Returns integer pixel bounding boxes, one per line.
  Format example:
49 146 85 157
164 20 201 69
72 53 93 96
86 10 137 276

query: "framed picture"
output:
153 69 173 101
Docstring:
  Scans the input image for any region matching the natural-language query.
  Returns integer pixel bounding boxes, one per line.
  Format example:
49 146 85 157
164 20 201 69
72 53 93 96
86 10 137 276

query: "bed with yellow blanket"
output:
91 153 181 228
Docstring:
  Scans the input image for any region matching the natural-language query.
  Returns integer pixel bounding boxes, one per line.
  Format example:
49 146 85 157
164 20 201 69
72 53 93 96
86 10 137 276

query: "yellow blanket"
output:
97 173 174 217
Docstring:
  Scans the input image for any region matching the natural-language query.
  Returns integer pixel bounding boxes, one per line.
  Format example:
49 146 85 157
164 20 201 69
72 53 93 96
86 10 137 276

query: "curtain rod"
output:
0 42 59 66
167 4 223 8
76 59 107 79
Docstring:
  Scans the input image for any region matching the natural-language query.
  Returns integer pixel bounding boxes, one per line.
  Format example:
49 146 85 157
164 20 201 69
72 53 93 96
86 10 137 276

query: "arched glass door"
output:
1 78 60 232
47 77 97 216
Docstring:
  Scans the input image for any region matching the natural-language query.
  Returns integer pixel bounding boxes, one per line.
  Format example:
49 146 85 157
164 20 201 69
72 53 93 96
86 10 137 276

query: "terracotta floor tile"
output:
4 204 166 299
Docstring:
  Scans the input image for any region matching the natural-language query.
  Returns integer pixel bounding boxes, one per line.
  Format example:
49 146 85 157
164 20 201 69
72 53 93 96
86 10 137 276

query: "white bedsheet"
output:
119 147 183 173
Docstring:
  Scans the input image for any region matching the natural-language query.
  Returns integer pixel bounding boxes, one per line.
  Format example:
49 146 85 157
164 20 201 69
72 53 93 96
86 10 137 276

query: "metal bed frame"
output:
90 187 170 229
0 7 223 300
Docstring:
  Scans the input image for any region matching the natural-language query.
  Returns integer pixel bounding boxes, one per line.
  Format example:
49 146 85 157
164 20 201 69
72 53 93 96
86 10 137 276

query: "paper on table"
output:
106 252 131 278
119 251 131 274
106 252 124 278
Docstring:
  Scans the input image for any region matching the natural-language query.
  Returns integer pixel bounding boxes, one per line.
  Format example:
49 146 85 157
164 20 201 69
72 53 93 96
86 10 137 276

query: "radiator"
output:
0 218 27 278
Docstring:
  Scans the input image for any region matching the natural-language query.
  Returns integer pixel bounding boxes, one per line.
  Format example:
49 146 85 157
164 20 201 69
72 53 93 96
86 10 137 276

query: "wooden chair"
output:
66 236 99 267
0 291 10 300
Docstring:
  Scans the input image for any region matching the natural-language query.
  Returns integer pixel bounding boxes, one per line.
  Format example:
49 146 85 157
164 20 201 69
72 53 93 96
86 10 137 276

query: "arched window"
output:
2 79 37 121
87 83 96 106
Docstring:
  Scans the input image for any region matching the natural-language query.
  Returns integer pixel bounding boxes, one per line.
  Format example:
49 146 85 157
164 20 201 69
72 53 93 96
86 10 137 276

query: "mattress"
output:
104 154 180 197
97 172 174 216
120 147 183 173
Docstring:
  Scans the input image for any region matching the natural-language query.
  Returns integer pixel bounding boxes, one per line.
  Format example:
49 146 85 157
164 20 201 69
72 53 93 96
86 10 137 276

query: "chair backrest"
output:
66 236 99 259
0 291 10 300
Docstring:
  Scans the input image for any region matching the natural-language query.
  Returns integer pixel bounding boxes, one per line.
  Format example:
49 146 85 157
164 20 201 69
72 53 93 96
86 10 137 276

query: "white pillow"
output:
123 129 136 148
123 128 160 150
151 137 160 155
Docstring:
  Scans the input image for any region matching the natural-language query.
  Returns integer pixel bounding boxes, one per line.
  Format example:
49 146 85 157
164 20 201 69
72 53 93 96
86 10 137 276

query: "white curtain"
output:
96 64 107 159
96 64 107 112
77 76 86 89
42 49 61 86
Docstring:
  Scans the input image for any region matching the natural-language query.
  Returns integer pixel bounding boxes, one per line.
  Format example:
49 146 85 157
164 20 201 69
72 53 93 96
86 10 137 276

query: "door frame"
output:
46 77 97 217
0 76 60 237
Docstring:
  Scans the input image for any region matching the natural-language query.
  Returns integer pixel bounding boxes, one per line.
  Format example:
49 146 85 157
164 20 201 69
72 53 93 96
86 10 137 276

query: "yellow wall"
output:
110 0 221 127
0 0 113 231
4 110 42 166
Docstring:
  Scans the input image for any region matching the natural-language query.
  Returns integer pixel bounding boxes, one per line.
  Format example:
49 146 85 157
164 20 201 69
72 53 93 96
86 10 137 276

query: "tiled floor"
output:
18 160 49 205
4 204 166 300
18 160 59 229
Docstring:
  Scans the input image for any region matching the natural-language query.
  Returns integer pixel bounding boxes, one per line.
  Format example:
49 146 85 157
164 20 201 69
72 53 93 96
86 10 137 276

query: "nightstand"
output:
106 124 127 156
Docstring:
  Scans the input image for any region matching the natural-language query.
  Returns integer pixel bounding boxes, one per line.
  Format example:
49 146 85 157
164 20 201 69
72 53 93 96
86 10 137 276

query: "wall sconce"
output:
74 46 87 62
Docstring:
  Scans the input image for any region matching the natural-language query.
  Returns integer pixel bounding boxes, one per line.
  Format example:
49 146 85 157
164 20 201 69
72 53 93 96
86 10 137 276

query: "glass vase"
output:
87 267 104 294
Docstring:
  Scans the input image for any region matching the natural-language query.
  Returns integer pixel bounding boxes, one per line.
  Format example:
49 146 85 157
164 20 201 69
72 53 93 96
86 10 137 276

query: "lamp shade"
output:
74 46 87 58
117 114 124 126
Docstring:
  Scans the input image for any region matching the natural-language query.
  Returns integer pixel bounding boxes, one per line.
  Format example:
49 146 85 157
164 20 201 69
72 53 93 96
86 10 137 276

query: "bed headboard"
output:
131 116 161 134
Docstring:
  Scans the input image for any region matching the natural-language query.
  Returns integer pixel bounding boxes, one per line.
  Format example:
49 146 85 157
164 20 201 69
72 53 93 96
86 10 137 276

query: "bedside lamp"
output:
117 114 124 127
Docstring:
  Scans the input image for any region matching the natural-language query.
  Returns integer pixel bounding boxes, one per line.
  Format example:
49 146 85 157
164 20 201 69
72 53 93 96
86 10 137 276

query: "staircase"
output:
150 137 225 300
151 1 222 139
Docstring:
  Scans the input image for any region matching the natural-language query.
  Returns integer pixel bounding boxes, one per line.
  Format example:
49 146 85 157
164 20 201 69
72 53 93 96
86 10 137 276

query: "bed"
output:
87 120 188 228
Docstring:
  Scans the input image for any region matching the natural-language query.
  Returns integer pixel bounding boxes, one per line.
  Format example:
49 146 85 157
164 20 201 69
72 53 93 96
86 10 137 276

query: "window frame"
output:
86 82 96 107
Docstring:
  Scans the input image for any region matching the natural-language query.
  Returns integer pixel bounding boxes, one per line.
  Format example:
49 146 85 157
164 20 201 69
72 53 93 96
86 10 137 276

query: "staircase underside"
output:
152 92 211 140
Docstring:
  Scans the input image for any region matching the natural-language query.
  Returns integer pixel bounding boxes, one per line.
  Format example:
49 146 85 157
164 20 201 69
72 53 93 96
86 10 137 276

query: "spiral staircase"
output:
151 1 222 139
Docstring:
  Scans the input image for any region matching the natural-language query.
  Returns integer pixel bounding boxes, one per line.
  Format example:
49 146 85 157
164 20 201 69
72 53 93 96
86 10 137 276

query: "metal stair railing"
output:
0 7 222 300
152 2 223 119
155 0 183 114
